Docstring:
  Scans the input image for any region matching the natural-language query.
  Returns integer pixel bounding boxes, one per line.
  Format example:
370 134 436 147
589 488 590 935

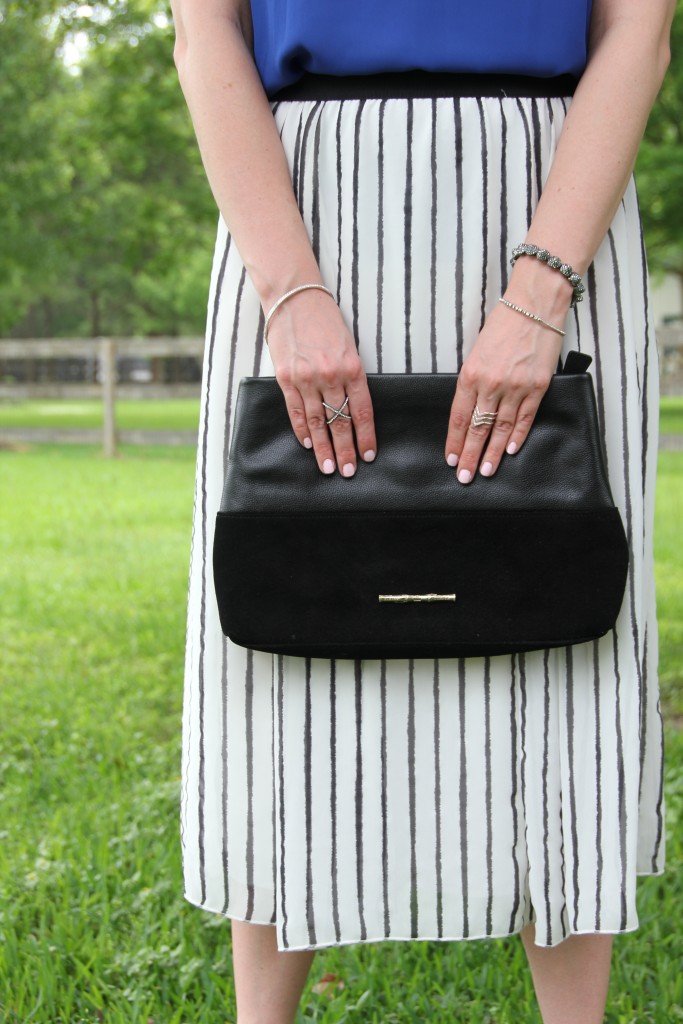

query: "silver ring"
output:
470 404 498 428
323 396 352 425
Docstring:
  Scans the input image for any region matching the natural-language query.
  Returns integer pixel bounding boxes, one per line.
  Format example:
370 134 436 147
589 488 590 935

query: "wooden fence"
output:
0 337 204 454
1 332 683 454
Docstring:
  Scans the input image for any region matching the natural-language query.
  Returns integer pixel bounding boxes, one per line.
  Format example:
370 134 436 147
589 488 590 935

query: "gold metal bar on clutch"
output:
378 594 456 603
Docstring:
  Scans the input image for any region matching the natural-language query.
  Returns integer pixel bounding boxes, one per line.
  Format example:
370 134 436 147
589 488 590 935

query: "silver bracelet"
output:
263 283 336 342
510 243 585 306
498 297 566 337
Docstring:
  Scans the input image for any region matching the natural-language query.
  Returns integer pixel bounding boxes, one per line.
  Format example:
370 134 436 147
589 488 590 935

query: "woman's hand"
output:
266 289 377 477
444 299 565 484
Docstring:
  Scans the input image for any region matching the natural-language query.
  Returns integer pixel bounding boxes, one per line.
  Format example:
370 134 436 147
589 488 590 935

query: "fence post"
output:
100 337 117 457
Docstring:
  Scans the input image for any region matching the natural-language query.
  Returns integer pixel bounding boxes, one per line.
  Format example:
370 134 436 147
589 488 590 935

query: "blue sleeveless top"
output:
250 1 593 97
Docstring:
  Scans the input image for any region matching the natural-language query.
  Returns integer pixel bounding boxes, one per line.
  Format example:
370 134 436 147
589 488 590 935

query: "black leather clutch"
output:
213 354 629 659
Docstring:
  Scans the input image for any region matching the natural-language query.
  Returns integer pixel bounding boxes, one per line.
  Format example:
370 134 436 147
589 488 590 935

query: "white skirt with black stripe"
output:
180 79 665 951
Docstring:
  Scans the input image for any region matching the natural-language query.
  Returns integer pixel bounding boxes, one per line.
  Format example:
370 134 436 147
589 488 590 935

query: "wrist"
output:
504 258 575 324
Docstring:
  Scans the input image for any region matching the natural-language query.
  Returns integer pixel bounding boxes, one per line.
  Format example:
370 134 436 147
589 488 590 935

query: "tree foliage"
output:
635 0 683 287
0 0 216 337
0 1 682 336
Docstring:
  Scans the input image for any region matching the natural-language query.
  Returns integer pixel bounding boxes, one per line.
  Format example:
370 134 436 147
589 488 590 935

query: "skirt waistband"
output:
270 71 578 103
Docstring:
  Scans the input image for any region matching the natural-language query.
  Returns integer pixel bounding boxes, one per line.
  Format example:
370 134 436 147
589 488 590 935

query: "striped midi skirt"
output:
180 78 666 951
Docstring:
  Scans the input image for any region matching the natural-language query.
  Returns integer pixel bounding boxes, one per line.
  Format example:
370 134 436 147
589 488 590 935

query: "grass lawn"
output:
0 399 201 432
0 445 681 1024
0 395 682 435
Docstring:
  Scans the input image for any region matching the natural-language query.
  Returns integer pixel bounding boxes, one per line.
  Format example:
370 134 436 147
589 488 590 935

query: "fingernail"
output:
458 469 472 484
323 459 335 474
342 463 355 478
480 461 493 477
363 449 376 462
507 441 518 455
447 453 459 467
303 437 313 449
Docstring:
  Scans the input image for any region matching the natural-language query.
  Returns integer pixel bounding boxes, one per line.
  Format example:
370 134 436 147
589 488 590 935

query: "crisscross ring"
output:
323 396 352 425
470 404 498 429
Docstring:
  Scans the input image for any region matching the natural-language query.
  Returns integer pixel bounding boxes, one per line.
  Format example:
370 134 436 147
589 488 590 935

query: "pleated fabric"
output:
180 92 665 951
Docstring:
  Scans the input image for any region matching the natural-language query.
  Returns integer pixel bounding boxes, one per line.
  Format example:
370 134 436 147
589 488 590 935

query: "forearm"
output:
508 0 674 315
172 2 321 310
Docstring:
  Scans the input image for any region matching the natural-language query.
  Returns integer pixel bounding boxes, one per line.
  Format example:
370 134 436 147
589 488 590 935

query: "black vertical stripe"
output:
476 98 489 331
433 660 444 937
611 627 628 928
245 649 255 917
223 266 247 462
197 232 230 903
304 658 316 944
638 220 652 497
498 101 509 291
454 99 464 367
311 104 324 264
276 655 289 947
565 647 580 930
484 658 493 936
651 683 666 871
335 102 344 302
430 98 439 372
514 98 533 228
354 659 367 939
291 111 304 211
220 639 230 914
530 99 543 201
587 264 606 444
330 660 341 941
609 230 643 692
270 665 277 924
519 654 529 925
297 101 322 218
458 660 469 937
352 100 368 350
408 659 418 936
351 99 367 350
376 100 387 372
592 641 603 930
541 651 552 943
404 99 414 372
508 656 521 932
381 659 391 936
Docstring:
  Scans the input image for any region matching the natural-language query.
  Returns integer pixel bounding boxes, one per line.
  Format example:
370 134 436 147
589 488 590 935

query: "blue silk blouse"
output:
250 0 594 97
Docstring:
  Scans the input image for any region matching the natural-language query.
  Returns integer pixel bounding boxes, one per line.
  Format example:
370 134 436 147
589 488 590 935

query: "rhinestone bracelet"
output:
498 297 566 337
510 243 586 306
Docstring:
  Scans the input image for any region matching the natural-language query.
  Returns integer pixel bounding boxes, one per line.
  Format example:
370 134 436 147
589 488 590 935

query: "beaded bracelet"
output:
510 243 586 306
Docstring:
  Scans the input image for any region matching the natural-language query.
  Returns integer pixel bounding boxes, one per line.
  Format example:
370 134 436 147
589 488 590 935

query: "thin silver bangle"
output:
263 283 336 342
498 297 566 337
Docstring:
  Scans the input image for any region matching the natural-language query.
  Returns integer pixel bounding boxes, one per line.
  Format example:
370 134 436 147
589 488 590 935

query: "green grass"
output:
660 396 683 436
0 445 681 1024
0 395 682 436
0 398 200 432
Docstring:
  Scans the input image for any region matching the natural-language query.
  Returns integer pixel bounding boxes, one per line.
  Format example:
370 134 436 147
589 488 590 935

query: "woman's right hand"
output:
265 288 377 478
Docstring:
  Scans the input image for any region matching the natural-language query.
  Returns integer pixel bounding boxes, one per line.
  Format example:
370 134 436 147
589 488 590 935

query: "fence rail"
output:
1 333 683 454
0 337 204 454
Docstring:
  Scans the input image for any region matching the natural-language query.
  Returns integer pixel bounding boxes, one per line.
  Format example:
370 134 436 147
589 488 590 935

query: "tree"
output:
0 0 217 337
635 0 683 292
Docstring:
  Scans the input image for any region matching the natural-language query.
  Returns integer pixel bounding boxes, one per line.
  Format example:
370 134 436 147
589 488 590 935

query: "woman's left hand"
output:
444 302 565 484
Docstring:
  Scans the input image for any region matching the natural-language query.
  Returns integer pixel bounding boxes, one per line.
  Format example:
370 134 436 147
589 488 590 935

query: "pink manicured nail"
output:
507 441 518 455
480 461 493 477
342 463 356 477
323 459 335 474
458 469 472 484
303 437 313 449
447 453 459 467
363 449 376 462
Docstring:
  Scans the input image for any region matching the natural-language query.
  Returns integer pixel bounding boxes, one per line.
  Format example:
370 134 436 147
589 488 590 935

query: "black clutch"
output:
213 354 629 660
